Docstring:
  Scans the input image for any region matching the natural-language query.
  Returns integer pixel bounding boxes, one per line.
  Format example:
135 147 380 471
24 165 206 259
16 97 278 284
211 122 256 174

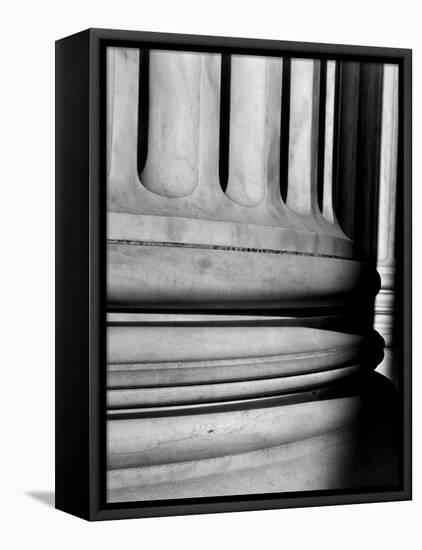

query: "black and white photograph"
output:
3 0 420 546
105 42 406 504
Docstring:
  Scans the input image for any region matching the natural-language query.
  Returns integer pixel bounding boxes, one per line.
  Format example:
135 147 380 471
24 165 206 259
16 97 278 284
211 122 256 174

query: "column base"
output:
107 372 399 503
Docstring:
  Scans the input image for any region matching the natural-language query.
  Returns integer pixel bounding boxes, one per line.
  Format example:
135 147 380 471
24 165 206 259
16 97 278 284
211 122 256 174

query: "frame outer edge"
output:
56 28 412 521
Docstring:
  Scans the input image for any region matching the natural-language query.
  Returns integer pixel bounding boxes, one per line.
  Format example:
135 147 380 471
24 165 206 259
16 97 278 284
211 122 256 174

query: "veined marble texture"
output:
107 368 398 502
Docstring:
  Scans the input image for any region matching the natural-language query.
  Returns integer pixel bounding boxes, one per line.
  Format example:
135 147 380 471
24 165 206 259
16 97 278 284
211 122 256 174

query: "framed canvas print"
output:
55 28 412 520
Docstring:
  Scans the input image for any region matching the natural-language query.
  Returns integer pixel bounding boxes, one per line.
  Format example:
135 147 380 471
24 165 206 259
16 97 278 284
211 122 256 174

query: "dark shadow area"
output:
219 53 231 192
330 370 400 490
26 491 55 508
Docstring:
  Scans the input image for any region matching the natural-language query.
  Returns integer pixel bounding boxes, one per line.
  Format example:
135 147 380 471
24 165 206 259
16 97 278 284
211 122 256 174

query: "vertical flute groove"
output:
137 49 150 177
219 54 231 193
317 59 327 213
279 58 291 203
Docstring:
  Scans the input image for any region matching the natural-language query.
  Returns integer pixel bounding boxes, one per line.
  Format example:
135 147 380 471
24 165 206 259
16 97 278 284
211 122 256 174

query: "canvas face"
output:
105 45 402 504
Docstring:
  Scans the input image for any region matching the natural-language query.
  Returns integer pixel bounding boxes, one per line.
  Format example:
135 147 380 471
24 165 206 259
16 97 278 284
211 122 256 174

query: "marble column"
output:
225 55 282 207
105 48 397 503
374 64 399 385
106 314 391 503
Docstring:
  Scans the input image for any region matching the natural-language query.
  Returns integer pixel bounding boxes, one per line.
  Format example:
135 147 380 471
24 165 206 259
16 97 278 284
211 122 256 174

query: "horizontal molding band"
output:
107 325 373 363
106 385 351 420
108 208 352 258
107 343 367 388
107 242 378 309
106 311 362 332
106 324 383 405
107 363 370 408
107 238 351 260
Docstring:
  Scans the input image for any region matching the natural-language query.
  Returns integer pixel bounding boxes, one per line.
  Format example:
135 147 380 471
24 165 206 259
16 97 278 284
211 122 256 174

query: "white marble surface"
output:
104 48 395 504
108 392 364 469
107 379 398 502
107 241 368 309
107 324 362 363
106 48 350 254
108 364 364 407
108 210 353 256
108 424 396 501
286 59 320 216
225 55 282 207
107 332 364 387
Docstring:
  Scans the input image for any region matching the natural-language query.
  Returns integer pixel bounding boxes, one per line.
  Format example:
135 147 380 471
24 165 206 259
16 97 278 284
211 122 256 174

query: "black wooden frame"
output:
55 28 412 521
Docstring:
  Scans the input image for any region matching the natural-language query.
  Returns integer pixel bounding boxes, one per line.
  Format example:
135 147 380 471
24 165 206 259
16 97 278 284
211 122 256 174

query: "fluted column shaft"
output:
104 47 398 504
